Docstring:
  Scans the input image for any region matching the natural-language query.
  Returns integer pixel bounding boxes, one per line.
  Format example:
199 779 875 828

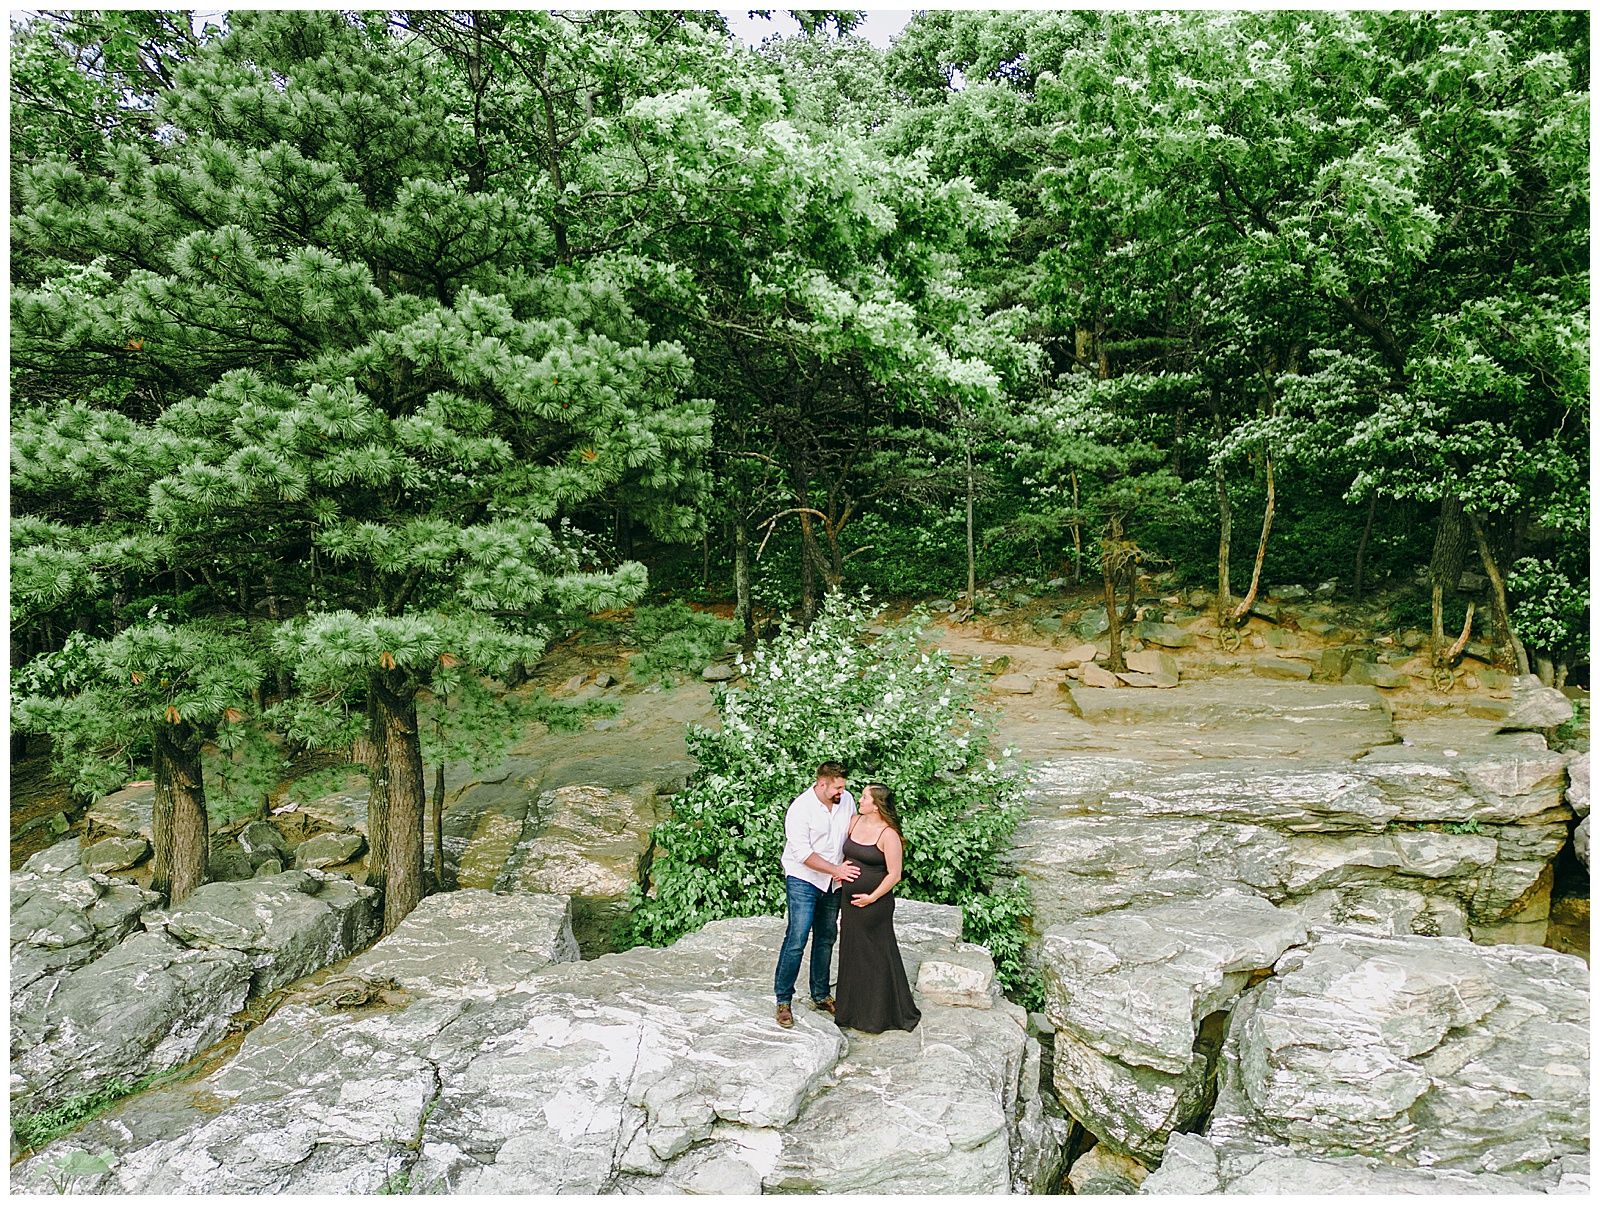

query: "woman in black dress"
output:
834 783 921 1033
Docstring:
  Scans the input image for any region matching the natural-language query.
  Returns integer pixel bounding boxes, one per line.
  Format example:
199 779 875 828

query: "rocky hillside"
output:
9 584 1590 1194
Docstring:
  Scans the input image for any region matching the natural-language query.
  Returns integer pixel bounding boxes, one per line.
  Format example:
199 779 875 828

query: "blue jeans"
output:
775 876 841 1005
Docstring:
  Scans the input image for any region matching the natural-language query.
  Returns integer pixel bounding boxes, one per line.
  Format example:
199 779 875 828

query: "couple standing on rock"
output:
774 761 921 1034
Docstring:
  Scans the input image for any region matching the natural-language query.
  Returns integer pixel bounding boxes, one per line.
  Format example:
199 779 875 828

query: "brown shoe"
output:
811 997 836 1015
776 1003 794 1029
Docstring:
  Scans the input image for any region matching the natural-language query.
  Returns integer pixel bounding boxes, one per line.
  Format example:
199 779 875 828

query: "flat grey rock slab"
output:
760 999 1036 1194
1140 1132 1567 1194
1254 656 1313 681
345 888 578 998
12 907 1053 1196
1064 681 1395 748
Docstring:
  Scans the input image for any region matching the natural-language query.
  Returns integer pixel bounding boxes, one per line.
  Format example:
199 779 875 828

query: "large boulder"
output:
13 905 1059 1196
152 869 381 994
10 840 163 1057
82 782 156 842
491 785 657 901
344 888 578 998
1501 674 1575 731
1131 621 1196 649
449 777 663 956
1208 931 1589 1175
292 831 366 870
235 820 293 870
1041 892 1307 1162
1567 750 1590 818
10 931 251 1113
1497 672 1574 729
1576 815 1590 869
81 836 150 875
1344 658 1408 689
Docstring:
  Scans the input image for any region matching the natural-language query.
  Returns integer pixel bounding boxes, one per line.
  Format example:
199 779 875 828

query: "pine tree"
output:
13 621 267 903
12 11 712 932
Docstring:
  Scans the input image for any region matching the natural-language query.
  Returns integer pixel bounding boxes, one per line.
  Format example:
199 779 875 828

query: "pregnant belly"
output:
847 861 887 895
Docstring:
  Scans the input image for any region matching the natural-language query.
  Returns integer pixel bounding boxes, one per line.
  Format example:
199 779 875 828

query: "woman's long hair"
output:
862 783 903 837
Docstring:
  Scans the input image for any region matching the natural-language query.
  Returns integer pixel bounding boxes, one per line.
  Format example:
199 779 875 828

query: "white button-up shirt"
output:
780 784 857 891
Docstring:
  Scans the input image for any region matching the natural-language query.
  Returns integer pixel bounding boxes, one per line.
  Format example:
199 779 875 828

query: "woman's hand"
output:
850 891 879 907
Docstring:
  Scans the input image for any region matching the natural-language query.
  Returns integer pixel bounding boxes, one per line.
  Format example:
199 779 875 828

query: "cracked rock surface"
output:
12 894 1062 1195
1009 686 1576 948
1042 891 1307 1162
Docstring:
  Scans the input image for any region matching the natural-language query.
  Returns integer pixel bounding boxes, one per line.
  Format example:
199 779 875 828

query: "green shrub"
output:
625 592 1037 999
11 1071 178 1154
1508 557 1588 663
629 601 739 683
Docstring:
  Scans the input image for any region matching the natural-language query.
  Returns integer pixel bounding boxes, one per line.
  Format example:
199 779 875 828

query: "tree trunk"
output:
265 576 291 701
363 689 390 896
966 444 978 603
1353 491 1377 603
432 761 447 892
1214 435 1233 625
805 512 844 596
1466 511 1531 676
1535 656 1556 688
1121 552 1138 624
373 677 426 934
799 513 817 626
151 721 208 904
1103 516 1126 673
734 515 753 648
1070 468 1082 585
1230 450 1274 622
1428 497 1469 660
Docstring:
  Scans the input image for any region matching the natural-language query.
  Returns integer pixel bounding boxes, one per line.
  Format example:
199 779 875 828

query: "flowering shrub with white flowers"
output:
626 591 1039 1002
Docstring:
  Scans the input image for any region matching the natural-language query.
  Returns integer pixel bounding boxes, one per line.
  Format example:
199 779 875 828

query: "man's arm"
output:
804 851 860 882
784 796 860 882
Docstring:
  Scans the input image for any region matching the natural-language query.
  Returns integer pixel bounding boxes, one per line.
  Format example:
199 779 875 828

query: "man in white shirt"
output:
774 760 859 1028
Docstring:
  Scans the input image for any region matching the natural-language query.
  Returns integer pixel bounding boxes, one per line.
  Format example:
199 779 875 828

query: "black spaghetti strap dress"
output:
834 832 921 1033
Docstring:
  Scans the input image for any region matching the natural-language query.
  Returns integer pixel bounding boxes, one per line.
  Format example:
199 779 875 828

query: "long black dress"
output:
834 832 921 1033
